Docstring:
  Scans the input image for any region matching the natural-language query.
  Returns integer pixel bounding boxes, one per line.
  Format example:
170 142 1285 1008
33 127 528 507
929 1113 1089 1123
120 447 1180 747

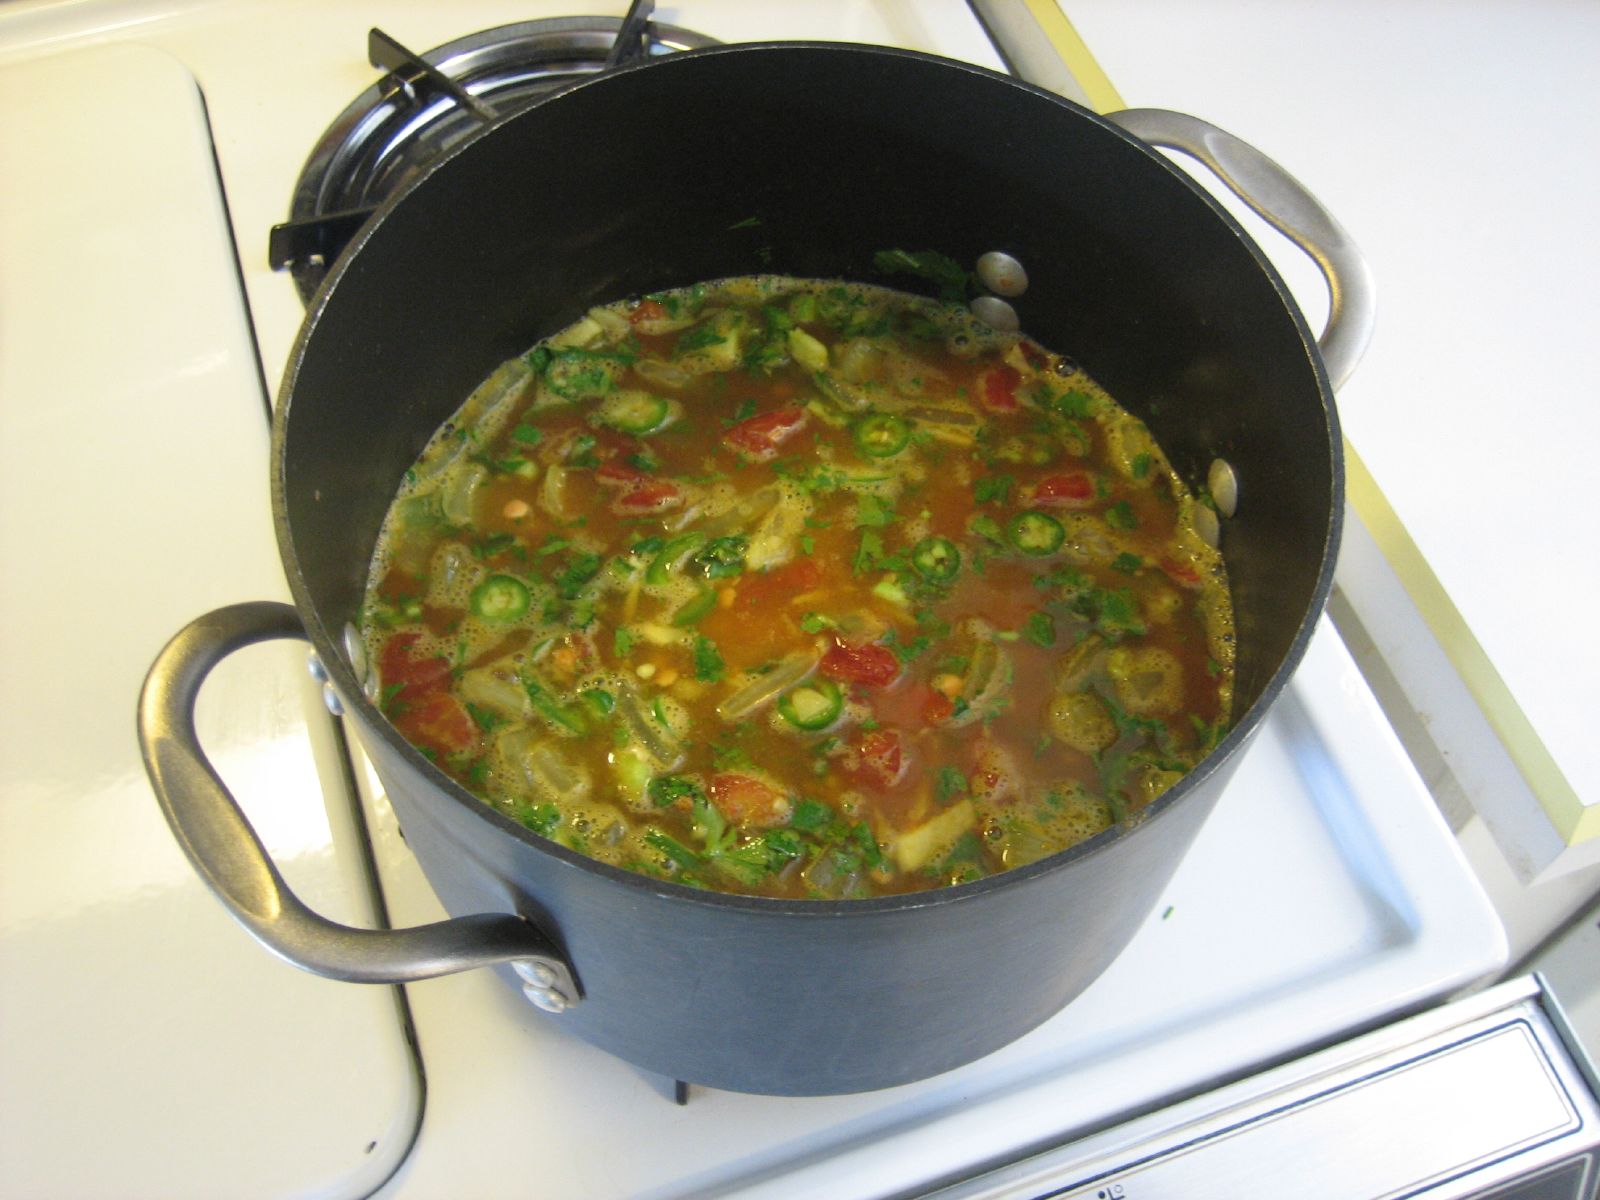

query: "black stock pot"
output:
139 44 1372 1096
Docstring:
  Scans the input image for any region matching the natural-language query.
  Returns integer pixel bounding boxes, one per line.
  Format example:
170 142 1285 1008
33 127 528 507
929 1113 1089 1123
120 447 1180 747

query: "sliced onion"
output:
948 637 1013 728
698 484 781 538
716 648 821 721
615 682 684 770
498 727 591 800
438 462 486 526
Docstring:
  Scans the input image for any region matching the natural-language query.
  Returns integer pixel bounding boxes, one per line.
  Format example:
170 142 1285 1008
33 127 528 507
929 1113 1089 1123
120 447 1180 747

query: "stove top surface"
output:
0 4 1506 1198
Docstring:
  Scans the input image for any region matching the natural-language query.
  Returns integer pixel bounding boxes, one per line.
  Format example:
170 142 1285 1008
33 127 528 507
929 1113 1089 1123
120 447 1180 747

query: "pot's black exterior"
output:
273 45 1342 1095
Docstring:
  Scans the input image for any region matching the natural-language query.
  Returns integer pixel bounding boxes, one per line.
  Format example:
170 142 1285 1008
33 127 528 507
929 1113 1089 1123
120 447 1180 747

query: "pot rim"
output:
273 39 1343 919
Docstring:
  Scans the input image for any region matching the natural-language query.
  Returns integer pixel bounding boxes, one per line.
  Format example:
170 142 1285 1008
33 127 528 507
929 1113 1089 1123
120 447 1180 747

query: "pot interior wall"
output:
279 43 1336 728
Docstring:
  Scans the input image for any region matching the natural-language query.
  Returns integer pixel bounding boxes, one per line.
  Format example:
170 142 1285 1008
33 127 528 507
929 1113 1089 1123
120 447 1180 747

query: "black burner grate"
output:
269 11 718 303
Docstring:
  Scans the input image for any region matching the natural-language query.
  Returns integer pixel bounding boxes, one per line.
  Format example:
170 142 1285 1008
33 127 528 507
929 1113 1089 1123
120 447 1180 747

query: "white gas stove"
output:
0 3 1581 1197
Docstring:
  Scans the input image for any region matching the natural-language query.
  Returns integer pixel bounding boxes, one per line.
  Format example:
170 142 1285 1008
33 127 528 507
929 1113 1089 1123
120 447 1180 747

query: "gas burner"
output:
269 12 718 303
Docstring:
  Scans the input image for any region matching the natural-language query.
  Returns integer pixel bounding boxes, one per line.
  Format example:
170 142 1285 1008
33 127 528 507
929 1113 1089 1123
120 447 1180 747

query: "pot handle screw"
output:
138 601 581 1008
1107 108 1376 392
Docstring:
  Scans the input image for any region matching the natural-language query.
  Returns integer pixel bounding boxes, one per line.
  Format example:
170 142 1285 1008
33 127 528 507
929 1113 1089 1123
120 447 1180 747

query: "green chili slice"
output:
646 532 705 585
470 574 531 622
596 390 672 435
672 587 719 628
777 680 845 730
1006 511 1066 556
851 413 912 458
910 535 962 582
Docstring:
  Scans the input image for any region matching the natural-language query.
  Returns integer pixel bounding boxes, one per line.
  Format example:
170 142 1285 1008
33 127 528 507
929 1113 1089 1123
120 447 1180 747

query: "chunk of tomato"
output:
708 773 790 827
1031 471 1096 507
845 729 911 791
394 690 476 756
980 364 1021 413
612 480 684 515
819 638 901 688
629 298 669 325
922 687 956 725
1160 558 1205 589
722 405 809 462
595 461 648 489
379 632 452 701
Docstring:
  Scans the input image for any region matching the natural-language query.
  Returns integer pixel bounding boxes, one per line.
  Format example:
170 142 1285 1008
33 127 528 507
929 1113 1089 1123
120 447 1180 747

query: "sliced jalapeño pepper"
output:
646 532 705 585
777 679 845 730
1006 511 1066 556
851 413 911 458
470 574 531 622
596 389 673 435
671 587 719 628
910 536 962 583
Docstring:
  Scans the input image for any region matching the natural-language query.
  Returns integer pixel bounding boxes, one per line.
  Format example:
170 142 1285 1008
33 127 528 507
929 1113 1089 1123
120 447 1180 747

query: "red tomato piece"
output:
396 691 476 756
613 480 684 515
922 687 956 725
629 298 669 324
708 773 790 827
846 729 911 791
594 461 648 488
1160 558 1205 589
980 364 1021 412
1031 471 1096 507
819 639 901 688
722 405 809 462
379 632 452 700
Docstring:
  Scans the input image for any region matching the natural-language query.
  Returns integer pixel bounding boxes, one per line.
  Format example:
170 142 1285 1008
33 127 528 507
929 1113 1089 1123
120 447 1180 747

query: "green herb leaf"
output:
693 635 726 683
855 494 896 528
973 473 1015 505
935 765 969 804
1104 500 1139 530
1024 611 1057 647
648 775 706 808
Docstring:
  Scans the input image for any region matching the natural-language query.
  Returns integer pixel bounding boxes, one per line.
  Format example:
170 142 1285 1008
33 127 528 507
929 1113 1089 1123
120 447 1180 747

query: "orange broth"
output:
361 276 1234 898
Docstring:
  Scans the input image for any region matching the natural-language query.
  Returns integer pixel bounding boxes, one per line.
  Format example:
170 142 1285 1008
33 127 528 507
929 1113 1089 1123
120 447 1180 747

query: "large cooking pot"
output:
139 44 1373 1096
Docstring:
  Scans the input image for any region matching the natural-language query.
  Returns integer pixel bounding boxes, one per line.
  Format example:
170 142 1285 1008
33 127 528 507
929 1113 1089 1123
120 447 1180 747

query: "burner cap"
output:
276 17 718 303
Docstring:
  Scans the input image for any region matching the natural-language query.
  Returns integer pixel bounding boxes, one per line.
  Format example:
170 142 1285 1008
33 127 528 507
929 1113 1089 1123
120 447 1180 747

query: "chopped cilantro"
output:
853 528 885 574
1111 552 1144 574
871 248 976 302
973 473 1014 505
693 635 726 683
935 765 969 804
1105 500 1139 530
648 775 706 808
1024 611 1057 647
799 612 834 634
855 494 896 528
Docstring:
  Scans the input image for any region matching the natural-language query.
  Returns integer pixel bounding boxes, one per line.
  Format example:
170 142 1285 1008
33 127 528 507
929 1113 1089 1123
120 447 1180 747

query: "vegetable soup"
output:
361 275 1234 898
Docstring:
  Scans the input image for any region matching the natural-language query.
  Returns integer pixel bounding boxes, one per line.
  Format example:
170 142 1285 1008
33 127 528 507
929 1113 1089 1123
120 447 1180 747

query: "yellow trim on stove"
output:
1344 444 1594 845
1019 0 1126 113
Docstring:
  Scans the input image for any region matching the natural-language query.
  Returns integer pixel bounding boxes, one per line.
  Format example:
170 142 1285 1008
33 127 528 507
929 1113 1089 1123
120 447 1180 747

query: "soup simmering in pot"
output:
360 275 1234 898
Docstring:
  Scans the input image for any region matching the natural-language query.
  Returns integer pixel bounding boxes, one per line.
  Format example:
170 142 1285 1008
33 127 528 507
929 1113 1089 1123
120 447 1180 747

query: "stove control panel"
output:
933 977 1598 1200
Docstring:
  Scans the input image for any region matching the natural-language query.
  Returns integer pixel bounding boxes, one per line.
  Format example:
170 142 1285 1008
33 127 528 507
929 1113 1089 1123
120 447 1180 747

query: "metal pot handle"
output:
137 601 580 1011
1106 108 1376 392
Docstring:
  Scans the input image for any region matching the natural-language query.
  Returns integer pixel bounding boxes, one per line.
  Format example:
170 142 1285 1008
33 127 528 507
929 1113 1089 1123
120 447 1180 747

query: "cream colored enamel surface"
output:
0 43 418 1197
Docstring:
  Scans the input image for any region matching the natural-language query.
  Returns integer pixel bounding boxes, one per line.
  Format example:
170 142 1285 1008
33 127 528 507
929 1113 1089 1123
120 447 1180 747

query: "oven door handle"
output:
1106 107 1376 393
138 601 581 1012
